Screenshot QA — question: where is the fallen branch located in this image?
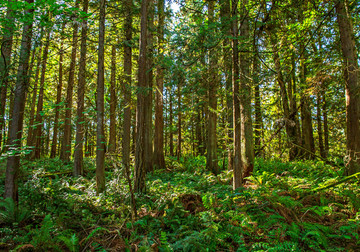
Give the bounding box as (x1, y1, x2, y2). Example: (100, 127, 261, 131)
(312, 172, 360, 192)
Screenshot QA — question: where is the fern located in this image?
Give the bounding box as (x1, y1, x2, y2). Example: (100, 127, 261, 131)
(0, 198, 30, 225)
(58, 233, 79, 252)
(159, 231, 172, 252)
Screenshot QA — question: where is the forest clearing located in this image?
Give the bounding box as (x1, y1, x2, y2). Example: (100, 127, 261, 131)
(0, 0, 360, 250)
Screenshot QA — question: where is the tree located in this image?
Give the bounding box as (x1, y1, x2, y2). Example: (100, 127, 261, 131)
(74, 0, 89, 176)
(4, 0, 34, 200)
(108, 43, 117, 153)
(50, 24, 65, 158)
(135, 0, 151, 193)
(239, 0, 254, 178)
(0, 0, 16, 149)
(96, 0, 106, 193)
(60, 3, 79, 162)
(206, 0, 219, 175)
(31, 30, 51, 159)
(232, 0, 242, 189)
(122, 0, 133, 172)
(153, 0, 166, 169)
(336, 0, 360, 175)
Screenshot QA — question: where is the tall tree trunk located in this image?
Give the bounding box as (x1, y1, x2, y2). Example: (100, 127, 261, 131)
(317, 90, 325, 158)
(232, 0, 242, 189)
(4, 0, 34, 201)
(239, 0, 254, 178)
(32, 31, 50, 159)
(169, 88, 174, 156)
(60, 3, 79, 162)
(269, 33, 298, 161)
(322, 90, 329, 157)
(220, 0, 233, 170)
(108, 44, 117, 153)
(0, 0, 15, 149)
(145, 1, 154, 172)
(122, 0, 133, 171)
(96, 0, 106, 193)
(206, 0, 219, 175)
(135, 0, 150, 193)
(74, 0, 88, 176)
(50, 26, 64, 158)
(336, 0, 360, 175)
(253, 44, 263, 157)
(177, 81, 182, 160)
(153, 0, 165, 169)
(300, 46, 315, 159)
(26, 42, 43, 149)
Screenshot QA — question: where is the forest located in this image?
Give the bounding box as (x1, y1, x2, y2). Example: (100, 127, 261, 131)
(0, 0, 360, 250)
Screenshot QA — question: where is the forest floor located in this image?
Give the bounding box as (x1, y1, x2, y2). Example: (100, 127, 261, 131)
(0, 156, 359, 251)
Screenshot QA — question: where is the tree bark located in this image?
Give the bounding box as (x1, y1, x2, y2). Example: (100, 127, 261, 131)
(153, 0, 165, 169)
(50, 25, 65, 158)
(26, 45, 42, 150)
(4, 0, 34, 201)
(269, 33, 299, 161)
(232, 0, 242, 189)
(206, 0, 219, 175)
(108, 44, 117, 153)
(253, 45, 263, 157)
(336, 0, 360, 175)
(0, 0, 15, 149)
(169, 88, 174, 156)
(177, 81, 182, 160)
(322, 90, 329, 157)
(145, 1, 154, 172)
(60, 2, 79, 162)
(317, 91, 325, 158)
(74, 0, 88, 176)
(96, 0, 106, 193)
(220, 0, 233, 170)
(32, 31, 50, 159)
(135, 0, 150, 193)
(239, 0, 254, 178)
(299, 38, 315, 159)
(122, 0, 133, 172)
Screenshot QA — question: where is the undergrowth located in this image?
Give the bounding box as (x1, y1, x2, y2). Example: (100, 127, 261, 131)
(0, 157, 359, 251)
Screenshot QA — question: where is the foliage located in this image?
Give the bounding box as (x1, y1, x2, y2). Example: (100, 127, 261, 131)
(0, 157, 359, 250)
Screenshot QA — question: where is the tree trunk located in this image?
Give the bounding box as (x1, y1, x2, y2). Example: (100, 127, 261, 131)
(239, 0, 254, 178)
(145, 1, 154, 172)
(60, 3, 79, 162)
(232, 0, 242, 189)
(206, 0, 219, 175)
(153, 0, 165, 169)
(269, 33, 298, 161)
(220, 0, 233, 170)
(96, 0, 106, 193)
(169, 88, 174, 156)
(32, 31, 50, 159)
(135, 0, 151, 193)
(177, 81, 182, 160)
(108, 44, 117, 153)
(317, 91, 325, 158)
(253, 44, 263, 157)
(26, 44, 42, 149)
(322, 90, 329, 157)
(74, 0, 88, 176)
(50, 26, 64, 158)
(300, 42, 315, 159)
(4, 0, 34, 201)
(0, 0, 15, 149)
(122, 0, 133, 171)
(336, 0, 360, 175)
